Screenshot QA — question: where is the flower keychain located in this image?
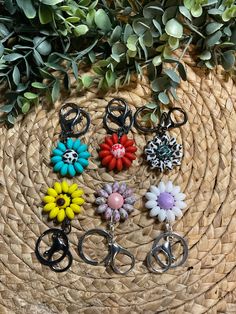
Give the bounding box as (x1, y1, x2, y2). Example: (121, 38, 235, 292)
(35, 181, 85, 272)
(145, 181, 188, 273)
(78, 182, 136, 275)
(99, 98, 137, 171)
(134, 107, 187, 171)
(51, 103, 91, 177)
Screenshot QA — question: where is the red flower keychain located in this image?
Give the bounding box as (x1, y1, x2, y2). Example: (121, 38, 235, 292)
(99, 98, 137, 171)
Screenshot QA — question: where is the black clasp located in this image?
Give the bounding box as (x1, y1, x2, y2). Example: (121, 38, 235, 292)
(134, 107, 187, 134)
(35, 220, 73, 272)
(59, 103, 90, 140)
(103, 98, 134, 137)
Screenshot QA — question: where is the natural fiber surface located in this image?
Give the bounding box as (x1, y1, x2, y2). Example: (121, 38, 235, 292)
(0, 55, 236, 314)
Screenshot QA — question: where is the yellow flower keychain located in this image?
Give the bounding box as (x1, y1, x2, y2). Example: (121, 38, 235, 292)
(35, 181, 85, 272)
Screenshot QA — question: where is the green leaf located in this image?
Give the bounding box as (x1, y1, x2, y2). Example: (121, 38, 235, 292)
(151, 112, 158, 123)
(168, 36, 179, 50)
(198, 50, 211, 60)
(206, 30, 222, 47)
(24, 92, 38, 100)
(74, 25, 89, 37)
(72, 60, 79, 79)
(143, 31, 153, 47)
(32, 82, 47, 89)
(4, 53, 23, 62)
(143, 2, 163, 19)
(151, 76, 170, 92)
(133, 18, 150, 36)
(34, 37, 52, 56)
(145, 103, 158, 109)
(112, 42, 126, 56)
(94, 9, 112, 32)
(221, 50, 235, 71)
(0, 23, 10, 37)
(127, 35, 138, 51)
(66, 17, 80, 23)
(40, 0, 63, 5)
(105, 70, 116, 87)
(51, 79, 60, 102)
(13, 65, 20, 85)
(0, 43, 4, 57)
(109, 26, 122, 44)
(39, 5, 53, 24)
(165, 18, 183, 39)
(177, 63, 187, 81)
(179, 6, 192, 20)
(152, 19, 162, 35)
(206, 22, 223, 35)
(81, 75, 93, 88)
(163, 69, 181, 83)
(158, 92, 169, 104)
(0, 104, 14, 113)
(7, 114, 15, 125)
(22, 101, 30, 113)
(191, 4, 202, 17)
(16, 0, 36, 19)
(123, 24, 133, 42)
(152, 55, 162, 66)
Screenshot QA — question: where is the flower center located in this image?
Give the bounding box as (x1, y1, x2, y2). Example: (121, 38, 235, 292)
(111, 144, 125, 158)
(107, 192, 124, 210)
(155, 144, 172, 160)
(62, 149, 78, 164)
(158, 192, 174, 210)
(56, 198, 65, 207)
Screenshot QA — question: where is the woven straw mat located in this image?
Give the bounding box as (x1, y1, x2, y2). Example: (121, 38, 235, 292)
(0, 55, 236, 314)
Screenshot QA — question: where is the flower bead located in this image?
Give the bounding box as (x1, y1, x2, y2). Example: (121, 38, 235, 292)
(99, 133, 137, 171)
(43, 181, 85, 222)
(95, 182, 136, 222)
(51, 138, 90, 177)
(145, 134, 183, 171)
(145, 181, 186, 223)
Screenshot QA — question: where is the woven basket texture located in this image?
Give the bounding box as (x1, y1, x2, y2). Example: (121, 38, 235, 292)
(0, 54, 236, 314)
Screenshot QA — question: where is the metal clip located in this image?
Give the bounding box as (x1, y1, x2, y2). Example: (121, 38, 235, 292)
(146, 231, 188, 274)
(78, 228, 135, 275)
(59, 103, 90, 140)
(103, 98, 134, 137)
(35, 220, 73, 272)
(134, 107, 187, 135)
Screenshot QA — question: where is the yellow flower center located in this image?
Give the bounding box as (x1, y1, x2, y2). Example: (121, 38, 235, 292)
(55, 194, 70, 209)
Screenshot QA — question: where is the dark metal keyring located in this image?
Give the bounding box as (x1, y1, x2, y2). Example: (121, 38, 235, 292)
(103, 98, 134, 136)
(134, 107, 187, 134)
(78, 228, 135, 275)
(50, 251, 73, 273)
(59, 103, 90, 139)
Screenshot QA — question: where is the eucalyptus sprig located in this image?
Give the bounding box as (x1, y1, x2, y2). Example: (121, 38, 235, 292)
(0, 0, 235, 125)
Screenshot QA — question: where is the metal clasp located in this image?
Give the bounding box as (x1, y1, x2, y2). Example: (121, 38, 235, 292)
(134, 107, 187, 135)
(59, 103, 90, 140)
(78, 228, 135, 275)
(103, 98, 134, 137)
(35, 219, 73, 272)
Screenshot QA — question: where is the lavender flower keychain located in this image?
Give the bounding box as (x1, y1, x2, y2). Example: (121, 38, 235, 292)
(134, 107, 187, 171)
(145, 181, 188, 273)
(78, 182, 136, 275)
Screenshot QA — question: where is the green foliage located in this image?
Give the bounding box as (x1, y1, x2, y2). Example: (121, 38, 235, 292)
(0, 0, 235, 125)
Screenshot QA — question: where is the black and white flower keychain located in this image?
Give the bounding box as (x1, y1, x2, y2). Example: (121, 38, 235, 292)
(134, 107, 187, 171)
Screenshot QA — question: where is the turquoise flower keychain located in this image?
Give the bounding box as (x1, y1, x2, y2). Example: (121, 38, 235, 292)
(51, 103, 91, 177)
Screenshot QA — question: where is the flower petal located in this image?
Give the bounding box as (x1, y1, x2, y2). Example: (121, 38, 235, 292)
(53, 161, 64, 172)
(60, 164, 68, 176)
(172, 206, 183, 218)
(66, 207, 75, 219)
(103, 184, 113, 194)
(68, 183, 78, 194)
(158, 210, 166, 222)
(101, 155, 113, 166)
(150, 206, 160, 217)
(43, 196, 55, 203)
(145, 192, 157, 201)
(166, 210, 176, 223)
(73, 139, 81, 151)
(51, 155, 63, 164)
(172, 185, 181, 195)
(49, 207, 59, 219)
(175, 201, 186, 209)
(78, 158, 89, 167)
(47, 188, 58, 197)
(43, 202, 56, 212)
(57, 209, 66, 222)
(72, 197, 85, 205)
(61, 181, 69, 193)
(165, 181, 173, 192)
(78, 151, 91, 159)
(97, 204, 108, 213)
(66, 138, 74, 149)
(145, 200, 157, 209)
(77, 144, 88, 154)
(71, 189, 84, 198)
(174, 193, 186, 201)
(68, 164, 76, 177)
(57, 142, 67, 152)
(52, 149, 64, 156)
(74, 162, 84, 174)
(158, 181, 166, 192)
(70, 203, 81, 213)
(54, 182, 62, 194)
(150, 186, 160, 196)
